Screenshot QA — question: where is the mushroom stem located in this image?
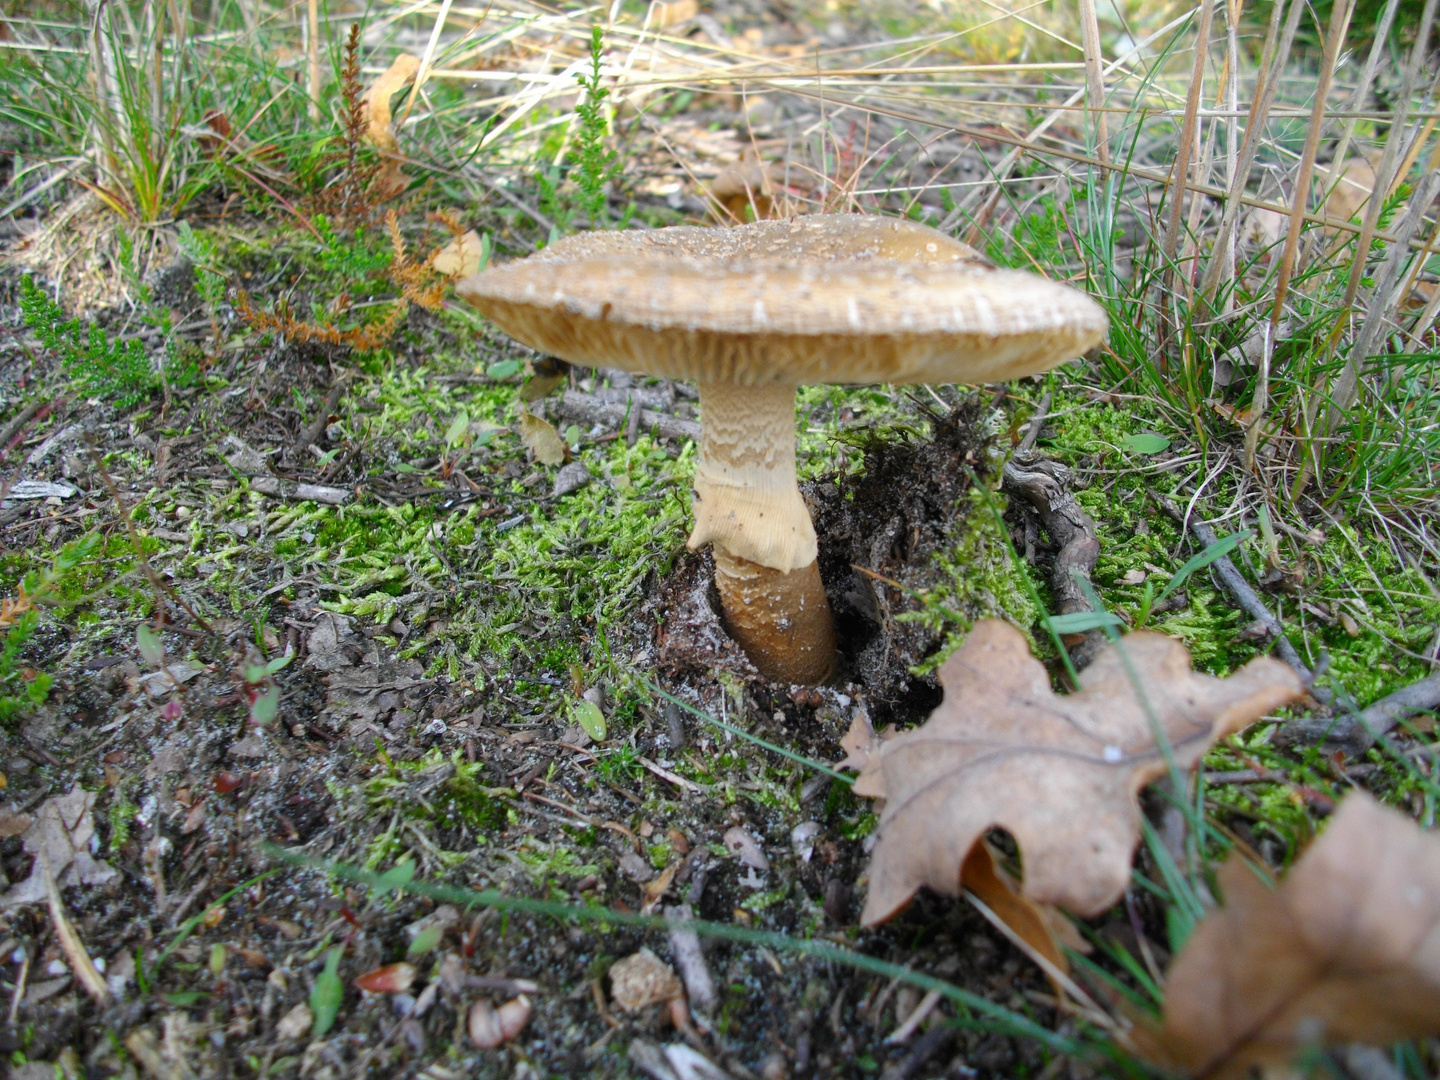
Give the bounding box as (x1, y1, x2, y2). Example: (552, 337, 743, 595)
(713, 549, 837, 686)
(689, 382, 837, 684)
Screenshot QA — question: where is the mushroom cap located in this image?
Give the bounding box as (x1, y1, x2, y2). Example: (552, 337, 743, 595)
(458, 214, 1107, 387)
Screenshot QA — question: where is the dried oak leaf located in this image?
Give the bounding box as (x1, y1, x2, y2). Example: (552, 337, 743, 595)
(363, 52, 420, 199)
(856, 620, 1302, 923)
(518, 410, 566, 466)
(1, 786, 118, 907)
(1141, 791, 1440, 1079)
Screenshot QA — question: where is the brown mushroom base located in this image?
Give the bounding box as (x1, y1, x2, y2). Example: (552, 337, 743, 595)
(713, 548, 837, 685)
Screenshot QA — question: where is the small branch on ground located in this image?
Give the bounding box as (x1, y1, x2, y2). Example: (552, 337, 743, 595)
(879, 1023, 955, 1080)
(1003, 448, 1104, 669)
(0, 399, 50, 460)
(555, 389, 701, 444)
(1277, 670, 1440, 756)
(296, 376, 349, 451)
(1149, 489, 1324, 699)
(1017, 390, 1050, 454)
(43, 854, 109, 1004)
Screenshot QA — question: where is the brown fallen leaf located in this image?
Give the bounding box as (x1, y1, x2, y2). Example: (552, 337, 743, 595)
(355, 962, 416, 994)
(1317, 156, 1376, 227)
(704, 147, 778, 223)
(363, 53, 420, 153)
(648, 0, 698, 28)
(2, 786, 118, 907)
(518, 410, 565, 466)
(1140, 792, 1440, 1079)
(610, 948, 683, 1011)
(961, 841, 1068, 979)
(856, 620, 1303, 923)
(432, 229, 485, 279)
(640, 861, 680, 915)
(363, 52, 420, 200)
(835, 707, 891, 774)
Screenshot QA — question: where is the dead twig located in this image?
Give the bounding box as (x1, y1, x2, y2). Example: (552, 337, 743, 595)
(879, 1022, 954, 1080)
(555, 390, 701, 444)
(296, 376, 349, 450)
(1003, 450, 1103, 668)
(7, 951, 28, 1024)
(0, 400, 50, 460)
(1278, 670, 1440, 755)
(1149, 489, 1321, 697)
(42, 853, 109, 1004)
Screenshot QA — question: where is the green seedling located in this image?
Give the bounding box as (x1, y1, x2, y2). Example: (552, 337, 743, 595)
(573, 25, 617, 225)
(1048, 529, 1257, 635)
(310, 947, 345, 1037)
(19, 276, 156, 407)
(241, 651, 292, 726)
(136, 624, 165, 667)
(572, 698, 606, 742)
(407, 925, 444, 959)
(376, 860, 416, 894)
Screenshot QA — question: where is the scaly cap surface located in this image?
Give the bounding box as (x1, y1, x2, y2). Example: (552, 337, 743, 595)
(457, 215, 1107, 387)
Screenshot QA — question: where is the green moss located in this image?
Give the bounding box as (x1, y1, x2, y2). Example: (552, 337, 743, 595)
(906, 486, 1044, 676)
(433, 774, 508, 833)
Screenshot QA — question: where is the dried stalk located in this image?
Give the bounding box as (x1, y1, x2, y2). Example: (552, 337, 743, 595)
(1207, 0, 1243, 319)
(1321, 0, 1440, 430)
(1196, 0, 1304, 306)
(398, 0, 456, 131)
(43, 854, 109, 1004)
(939, 8, 1198, 236)
(1245, 0, 1352, 470)
(1078, 0, 1108, 163)
(1160, 0, 1216, 292)
(1326, 0, 1404, 183)
(1348, 168, 1440, 385)
(307, 0, 321, 123)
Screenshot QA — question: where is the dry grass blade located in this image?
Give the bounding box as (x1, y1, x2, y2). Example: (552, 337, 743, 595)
(1321, 0, 1440, 432)
(1077, 0, 1108, 163)
(42, 852, 109, 1004)
(1160, 0, 1215, 305)
(1244, 0, 1352, 470)
(1196, 0, 1302, 307)
(307, 0, 322, 123)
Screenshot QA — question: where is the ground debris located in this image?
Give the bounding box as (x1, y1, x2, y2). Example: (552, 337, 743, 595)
(610, 948, 684, 1011)
(2, 786, 116, 906)
(1138, 792, 1440, 1077)
(857, 620, 1303, 921)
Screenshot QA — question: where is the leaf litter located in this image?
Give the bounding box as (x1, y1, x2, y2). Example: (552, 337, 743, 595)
(853, 620, 1304, 922)
(1139, 791, 1440, 1077)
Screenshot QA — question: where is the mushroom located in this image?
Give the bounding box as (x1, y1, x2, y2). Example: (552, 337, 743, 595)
(457, 214, 1106, 685)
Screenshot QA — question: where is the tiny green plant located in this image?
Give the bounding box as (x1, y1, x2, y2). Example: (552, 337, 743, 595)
(572, 26, 617, 227)
(0, 533, 101, 727)
(310, 946, 345, 1036)
(19, 276, 156, 408)
(240, 649, 293, 726)
(1038, 530, 1255, 635)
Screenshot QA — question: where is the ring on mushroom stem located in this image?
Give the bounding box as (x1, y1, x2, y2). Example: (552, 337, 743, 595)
(457, 214, 1107, 687)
